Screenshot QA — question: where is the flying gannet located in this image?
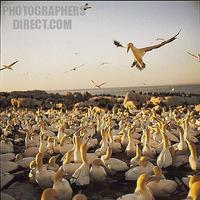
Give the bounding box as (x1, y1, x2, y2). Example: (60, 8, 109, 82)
(98, 62, 109, 67)
(113, 30, 181, 71)
(91, 80, 107, 89)
(82, 3, 92, 11)
(64, 64, 84, 73)
(187, 52, 200, 62)
(0, 60, 19, 71)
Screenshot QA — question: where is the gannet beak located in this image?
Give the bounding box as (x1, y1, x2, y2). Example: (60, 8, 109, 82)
(127, 45, 130, 53)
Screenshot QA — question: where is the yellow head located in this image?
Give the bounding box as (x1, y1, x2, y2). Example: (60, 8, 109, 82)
(127, 43, 134, 53)
(35, 152, 44, 169)
(41, 188, 58, 200)
(63, 149, 74, 165)
(92, 159, 104, 167)
(72, 194, 88, 200)
(136, 173, 150, 192)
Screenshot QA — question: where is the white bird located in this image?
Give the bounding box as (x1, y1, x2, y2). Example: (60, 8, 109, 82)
(64, 64, 84, 73)
(0, 60, 19, 71)
(89, 159, 107, 182)
(114, 30, 181, 70)
(117, 173, 156, 200)
(70, 143, 90, 186)
(101, 146, 129, 172)
(98, 62, 109, 67)
(91, 80, 107, 89)
(187, 52, 200, 62)
(147, 166, 178, 198)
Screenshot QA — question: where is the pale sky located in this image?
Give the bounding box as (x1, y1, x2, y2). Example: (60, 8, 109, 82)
(1, 1, 200, 92)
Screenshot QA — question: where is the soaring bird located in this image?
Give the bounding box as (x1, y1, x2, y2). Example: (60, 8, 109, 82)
(91, 80, 107, 89)
(187, 52, 200, 62)
(113, 30, 181, 71)
(98, 62, 109, 67)
(82, 3, 92, 11)
(64, 64, 84, 73)
(0, 60, 19, 71)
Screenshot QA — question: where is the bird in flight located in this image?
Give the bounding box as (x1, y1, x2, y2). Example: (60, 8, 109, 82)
(64, 64, 84, 73)
(0, 60, 19, 71)
(187, 52, 200, 62)
(98, 62, 109, 67)
(91, 80, 107, 89)
(113, 30, 181, 71)
(82, 3, 92, 11)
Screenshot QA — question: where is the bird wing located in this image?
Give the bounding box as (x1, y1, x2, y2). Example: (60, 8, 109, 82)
(140, 30, 181, 53)
(64, 69, 73, 73)
(8, 60, 19, 67)
(98, 82, 107, 87)
(113, 40, 126, 48)
(91, 80, 96, 84)
(187, 52, 198, 58)
(0, 67, 6, 71)
(75, 64, 84, 69)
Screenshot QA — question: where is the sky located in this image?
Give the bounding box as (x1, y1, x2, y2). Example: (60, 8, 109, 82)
(1, 1, 200, 92)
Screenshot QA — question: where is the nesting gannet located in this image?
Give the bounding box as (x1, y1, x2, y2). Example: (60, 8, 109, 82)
(117, 173, 156, 200)
(187, 140, 200, 171)
(70, 143, 90, 186)
(64, 64, 84, 73)
(53, 166, 73, 200)
(146, 166, 178, 197)
(0, 60, 19, 71)
(62, 149, 81, 176)
(91, 80, 107, 89)
(101, 146, 128, 172)
(187, 52, 200, 62)
(47, 155, 59, 171)
(113, 30, 181, 70)
(125, 156, 154, 181)
(35, 152, 55, 189)
(130, 144, 142, 168)
(89, 159, 107, 182)
(156, 134, 173, 168)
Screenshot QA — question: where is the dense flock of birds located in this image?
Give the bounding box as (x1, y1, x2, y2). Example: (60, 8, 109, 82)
(0, 105, 200, 200)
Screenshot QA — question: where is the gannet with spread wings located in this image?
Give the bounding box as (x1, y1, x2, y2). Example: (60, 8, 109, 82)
(0, 60, 19, 71)
(91, 80, 107, 89)
(64, 64, 84, 73)
(114, 30, 181, 71)
(187, 52, 200, 62)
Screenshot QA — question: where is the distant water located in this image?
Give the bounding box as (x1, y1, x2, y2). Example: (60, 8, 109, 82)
(48, 84, 200, 97)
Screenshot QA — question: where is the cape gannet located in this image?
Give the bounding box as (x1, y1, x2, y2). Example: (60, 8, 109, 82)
(114, 30, 181, 70)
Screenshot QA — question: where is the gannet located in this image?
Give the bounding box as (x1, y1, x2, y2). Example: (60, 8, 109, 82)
(113, 30, 181, 70)
(82, 3, 92, 11)
(187, 52, 200, 62)
(0, 60, 19, 71)
(91, 80, 107, 89)
(64, 64, 84, 73)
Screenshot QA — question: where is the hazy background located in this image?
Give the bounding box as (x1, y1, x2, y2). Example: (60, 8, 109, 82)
(1, 1, 200, 92)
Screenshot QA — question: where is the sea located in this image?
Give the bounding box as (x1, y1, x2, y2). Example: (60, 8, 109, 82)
(48, 84, 200, 97)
